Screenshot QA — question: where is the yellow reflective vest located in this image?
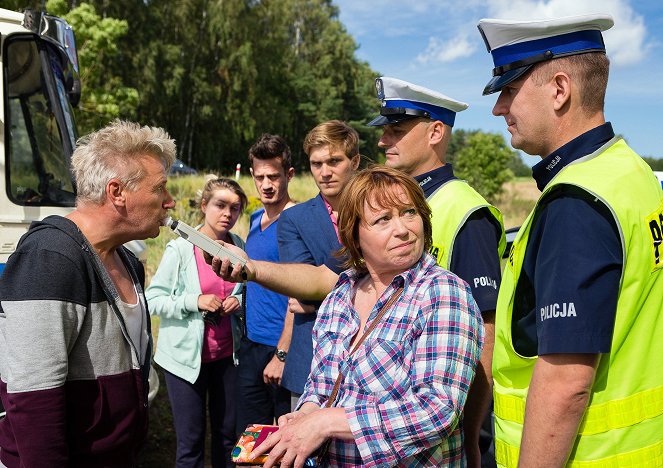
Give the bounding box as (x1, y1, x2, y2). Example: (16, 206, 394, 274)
(427, 179, 505, 268)
(493, 137, 663, 467)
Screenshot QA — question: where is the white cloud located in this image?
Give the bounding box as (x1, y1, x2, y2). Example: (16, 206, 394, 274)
(416, 34, 478, 64)
(333, 0, 653, 68)
(484, 0, 650, 66)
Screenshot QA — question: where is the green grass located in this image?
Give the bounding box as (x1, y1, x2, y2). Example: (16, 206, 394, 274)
(494, 179, 539, 229)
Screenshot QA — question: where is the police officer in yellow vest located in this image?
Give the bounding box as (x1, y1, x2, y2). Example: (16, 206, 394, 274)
(478, 14, 663, 467)
(367, 77, 506, 466)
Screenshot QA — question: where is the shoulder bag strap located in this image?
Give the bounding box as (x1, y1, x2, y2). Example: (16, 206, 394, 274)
(323, 286, 404, 409)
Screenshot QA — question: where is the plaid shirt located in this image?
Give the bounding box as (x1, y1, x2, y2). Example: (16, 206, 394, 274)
(299, 254, 483, 467)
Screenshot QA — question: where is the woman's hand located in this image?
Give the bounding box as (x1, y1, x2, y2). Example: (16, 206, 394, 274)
(276, 403, 318, 427)
(197, 294, 222, 312)
(250, 407, 330, 468)
(222, 296, 240, 315)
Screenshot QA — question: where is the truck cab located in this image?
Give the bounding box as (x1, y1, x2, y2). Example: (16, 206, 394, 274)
(0, 8, 80, 274)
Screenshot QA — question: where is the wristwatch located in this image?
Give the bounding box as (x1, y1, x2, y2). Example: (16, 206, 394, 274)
(275, 349, 288, 362)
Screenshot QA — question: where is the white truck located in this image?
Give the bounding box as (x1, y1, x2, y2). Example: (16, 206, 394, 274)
(0, 8, 81, 274)
(0, 8, 157, 412)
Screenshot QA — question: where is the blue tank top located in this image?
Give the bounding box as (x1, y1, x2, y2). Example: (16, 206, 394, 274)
(245, 209, 288, 346)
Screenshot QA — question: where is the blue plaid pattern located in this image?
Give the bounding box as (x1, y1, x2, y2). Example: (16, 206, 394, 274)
(299, 254, 483, 467)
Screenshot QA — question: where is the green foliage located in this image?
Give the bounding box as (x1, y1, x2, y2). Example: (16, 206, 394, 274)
(55, 0, 380, 172)
(46, 0, 138, 135)
(245, 196, 264, 216)
(17, 1, 380, 171)
(643, 156, 663, 171)
(449, 129, 517, 202)
(506, 151, 531, 177)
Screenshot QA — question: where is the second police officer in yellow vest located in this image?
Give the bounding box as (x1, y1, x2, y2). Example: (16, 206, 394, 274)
(366, 77, 506, 465)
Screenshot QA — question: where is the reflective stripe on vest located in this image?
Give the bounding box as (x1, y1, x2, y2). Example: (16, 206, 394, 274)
(427, 179, 505, 268)
(495, 384, 663, 435)
(496, 436, 663, 468)
(493, 137, 663, 467)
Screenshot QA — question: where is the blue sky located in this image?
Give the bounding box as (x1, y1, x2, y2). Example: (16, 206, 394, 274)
(333, 0, 663, 161)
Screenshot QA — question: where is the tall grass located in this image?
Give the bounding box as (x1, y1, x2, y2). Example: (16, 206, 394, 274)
(495, 179, 540, 228)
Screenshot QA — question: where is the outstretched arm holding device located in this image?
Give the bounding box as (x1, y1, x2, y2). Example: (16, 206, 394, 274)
(210, 248, 338, 300)
(171, 214, 338, 297)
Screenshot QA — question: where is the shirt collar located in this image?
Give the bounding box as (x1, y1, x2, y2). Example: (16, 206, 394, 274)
(320, 193, 340, 241)
(414, 164, 457, 198)
(532, 122, 615, 191)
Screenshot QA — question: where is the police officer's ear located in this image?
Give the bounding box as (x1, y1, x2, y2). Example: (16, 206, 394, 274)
(552, 71, 572, 112)
(428, 120, 447, 146)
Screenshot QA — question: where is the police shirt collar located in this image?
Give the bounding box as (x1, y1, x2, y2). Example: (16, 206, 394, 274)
(532, 122, 615, 191)
(414, 164, 457, 198)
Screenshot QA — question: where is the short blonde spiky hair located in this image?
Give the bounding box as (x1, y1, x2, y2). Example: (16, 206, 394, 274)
(71, 119, 176, 204)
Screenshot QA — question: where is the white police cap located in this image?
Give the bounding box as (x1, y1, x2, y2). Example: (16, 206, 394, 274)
(367, 77, 468, 127)
(478, 14, 614, 95)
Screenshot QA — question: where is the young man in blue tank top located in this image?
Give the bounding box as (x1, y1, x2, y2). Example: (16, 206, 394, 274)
(235, 134, 296, 436)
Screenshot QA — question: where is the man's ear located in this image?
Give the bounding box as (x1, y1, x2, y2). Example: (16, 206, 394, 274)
(552, 72, 572, 111)
(350, 153, 360, 170)
(107, 179, 126, 207)
(287, 167, 295, 181)
(428, 121, 446, 146)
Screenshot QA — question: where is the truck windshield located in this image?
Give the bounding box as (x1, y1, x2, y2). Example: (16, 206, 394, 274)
(4, 35, 77, 206)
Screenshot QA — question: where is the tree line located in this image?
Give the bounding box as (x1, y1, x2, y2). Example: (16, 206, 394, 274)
(7, 0, 541, 201)
(30, 0, 382, 171)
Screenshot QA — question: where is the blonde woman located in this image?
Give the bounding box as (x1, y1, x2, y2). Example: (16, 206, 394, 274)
(147, 178, 247, 467)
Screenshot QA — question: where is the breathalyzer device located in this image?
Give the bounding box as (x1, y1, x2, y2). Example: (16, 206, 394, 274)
(163, 216, 247, 269)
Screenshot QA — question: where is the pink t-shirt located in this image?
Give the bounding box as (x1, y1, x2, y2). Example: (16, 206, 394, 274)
(194, 246, 235, 362)
(322, 195, 341, 242)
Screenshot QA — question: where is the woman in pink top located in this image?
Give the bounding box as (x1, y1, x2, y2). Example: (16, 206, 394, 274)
(147, 178, 247, 467)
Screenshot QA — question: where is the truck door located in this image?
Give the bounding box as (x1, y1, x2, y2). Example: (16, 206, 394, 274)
(1, 13, 80, 272)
